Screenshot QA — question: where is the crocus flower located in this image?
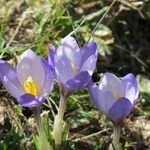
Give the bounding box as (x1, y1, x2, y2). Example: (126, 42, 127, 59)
(88, 72, 139, 124)
(48, 35, 98, 90)
(49, 36, 98, 145)
(0, 49, 53, 107)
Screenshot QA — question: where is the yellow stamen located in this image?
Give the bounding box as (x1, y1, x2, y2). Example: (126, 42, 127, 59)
(23, 76, 38, 96)
(113, 92, 122, 100)
(70, 62, 77, 73)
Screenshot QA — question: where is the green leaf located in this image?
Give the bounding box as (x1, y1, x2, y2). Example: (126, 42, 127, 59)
(0, 141, 7, 150)
(62, 123, 69, 143)
(67, 95, 79, 110)
(42, 112, 55, 148)
(138, 75, 150, 115)
(0, 128, 27, 150)
(32, 134, 40, 150)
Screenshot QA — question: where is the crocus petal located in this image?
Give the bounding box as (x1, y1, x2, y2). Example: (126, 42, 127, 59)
(88, 81, 99, 101)
(99, 73, 124, 96)
(0, 60, 24, 98)
(41, 58, 53, 95)
(123, 82, 136, 104)
(81, 55, 97, 75)
(43, 74, 53, 95)
(108, 97, 132, 124)
(18, 93, 44, 107)
(65, 71, 91, 90)
(2, 76, 24, 98)
(80, 42, 97, 67)
(55, 56, 74, 83)
(16, 49, 45, 93)
(41, 58, 53, 76)
(48, 44, 56, 71)
(56, 36, 81, 68)
(0, 60, 18, 84)
(88, 81, 116, 115)
(122, 73, 139, 100)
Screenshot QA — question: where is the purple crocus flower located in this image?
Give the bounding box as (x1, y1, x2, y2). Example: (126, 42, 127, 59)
(0, 49, 53, 107)
(48, 35, 98, 90)
(88, 73, 139, 124)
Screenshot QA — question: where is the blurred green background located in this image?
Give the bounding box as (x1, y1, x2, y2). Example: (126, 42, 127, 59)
(0, 0, 150, 149)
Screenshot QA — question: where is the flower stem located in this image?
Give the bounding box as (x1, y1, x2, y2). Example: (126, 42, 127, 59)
(109, 124, 122, 150)
(53, 92, 67, 145)
(32, 107, 52, 150)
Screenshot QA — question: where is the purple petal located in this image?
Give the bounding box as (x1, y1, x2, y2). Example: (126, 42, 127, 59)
(81, 55, 97, 75)
(108, 97, 132, 124)
(55, 56, 75, 83)
(56, 36, 81, 68)
(88, 81, 99, 102)
(16, 49, 45, 94)
(0, 60, 24, 98)
(41, 58, 54, 95)
(2, 76, 24, 99)
(122, 73, 139, 101)
(41, 58, 53, 76)
(80, 42, 97, 67)
(65, 71, 91, 90)
(43, 74, 53, 95)
(123, 82, 136, 104)
(48, 44, 56, 70)
(88, 81, 116, 115)
(18, 93, 44, 107)
(99, 73, 124, 97)
(0, 60, 16, 82)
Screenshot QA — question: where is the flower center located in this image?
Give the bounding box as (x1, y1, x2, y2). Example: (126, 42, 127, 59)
(70, 62, 77, 73)
(23, 76, 38, 96)
(113, 92, 122, 100)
